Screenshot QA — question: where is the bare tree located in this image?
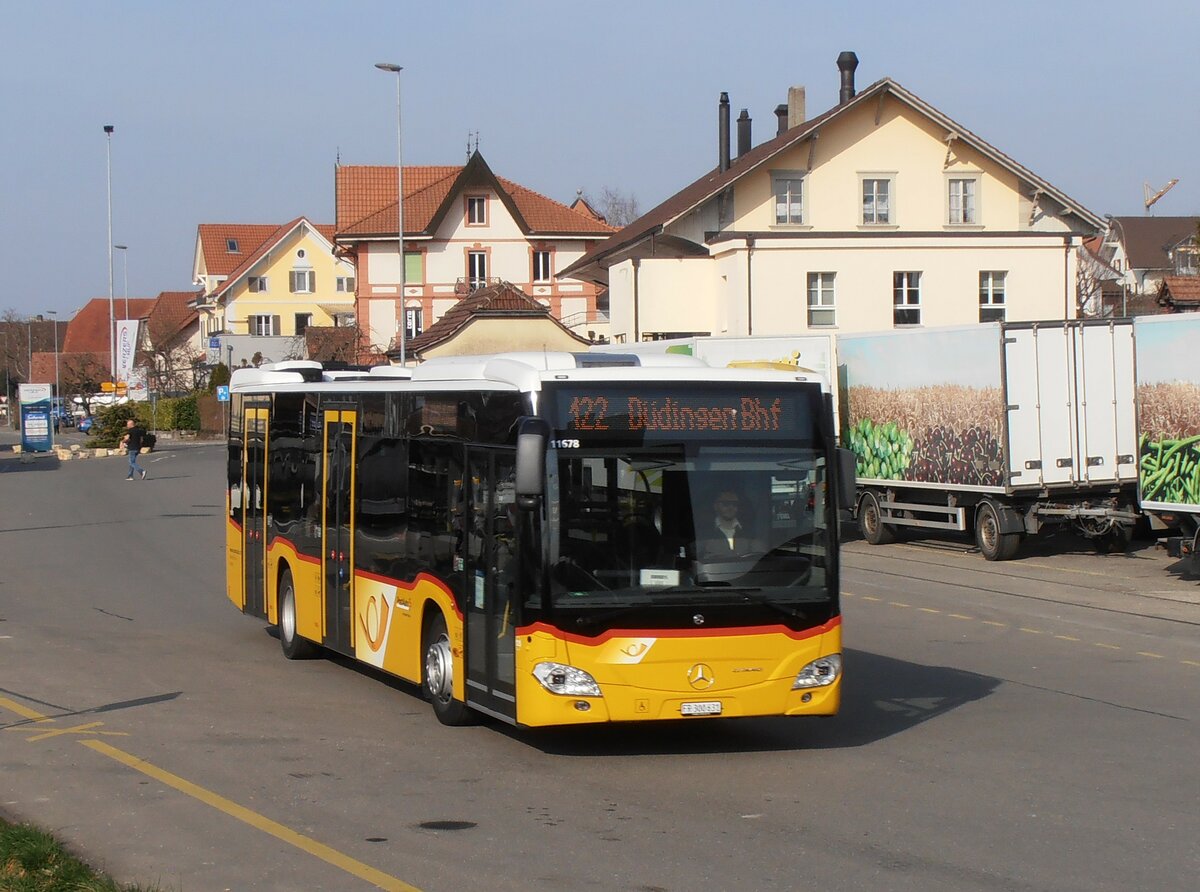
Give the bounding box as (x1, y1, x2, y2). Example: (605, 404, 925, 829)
(582, 187, 641, 228)
(60, 352, 110, 414)
(140, 314, 204, 394)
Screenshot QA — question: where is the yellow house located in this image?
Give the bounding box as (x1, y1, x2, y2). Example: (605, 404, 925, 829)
(192, 218, 358, 345)
(564, 52, 1106, 343)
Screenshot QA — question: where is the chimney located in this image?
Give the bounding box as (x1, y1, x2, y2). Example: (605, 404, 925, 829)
(837, 51, 858, 104)
(736, 109, 751, 158)
(718, 92, 731, 172)
(774, 104, 788, 136)
(788, 86, 806, 128)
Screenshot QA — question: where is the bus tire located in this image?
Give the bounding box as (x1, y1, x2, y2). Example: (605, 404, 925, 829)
(423, 612, 474, 726)
(858, 491, 895, 545)
(975, 502, 1020, 561)
(279, 568, 319, 660)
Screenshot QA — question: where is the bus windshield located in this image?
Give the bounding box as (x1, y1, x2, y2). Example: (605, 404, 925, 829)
(545, 442, 831, 615)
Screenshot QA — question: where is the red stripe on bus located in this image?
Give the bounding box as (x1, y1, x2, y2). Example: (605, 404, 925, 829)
(515, 615, 840, 646)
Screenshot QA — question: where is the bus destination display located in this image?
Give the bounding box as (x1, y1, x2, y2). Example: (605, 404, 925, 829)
(552, 387, 811, 439)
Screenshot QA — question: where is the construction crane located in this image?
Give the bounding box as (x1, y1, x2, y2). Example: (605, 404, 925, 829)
(1144, 178, 1179, 214)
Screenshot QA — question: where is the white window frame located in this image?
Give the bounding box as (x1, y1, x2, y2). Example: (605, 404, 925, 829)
(859, 174, 895, 226)
(979, 271, 1006, 322)
(248, 276, 268, 293)
(226, 238, 239, 252)
(467, 251, 488, 288)
(467, 195, 487, 226)
(336, 275, 356, 292)
(289, 269, 315, 294)
(533, 250, 553, 283)
(771, 171, 806, 226)
(947, 175, 980, 226)
(806, 272, 836, 327)
(250, 314, 275, 337)
(893, 271, 922, 326)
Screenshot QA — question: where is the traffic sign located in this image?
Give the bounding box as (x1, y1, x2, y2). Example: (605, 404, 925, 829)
(209, 337, 221, 349)
(217, 385, 230, 402)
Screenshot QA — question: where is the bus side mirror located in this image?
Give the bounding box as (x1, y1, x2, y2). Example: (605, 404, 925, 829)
(836, 447, 857, 509)
(516, 417, 549, 510)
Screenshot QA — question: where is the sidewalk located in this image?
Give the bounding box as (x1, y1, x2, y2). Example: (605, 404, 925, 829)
(0, 426, 221, 464)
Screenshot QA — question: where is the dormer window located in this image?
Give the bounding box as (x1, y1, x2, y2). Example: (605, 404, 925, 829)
(226, 238, 239, 252)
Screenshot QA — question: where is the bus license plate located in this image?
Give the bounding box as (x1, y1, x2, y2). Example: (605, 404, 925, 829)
(681, 701, 722, 716)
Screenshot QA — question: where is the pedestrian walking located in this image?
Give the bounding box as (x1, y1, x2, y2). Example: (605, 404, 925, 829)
(121, 418, 147, 480)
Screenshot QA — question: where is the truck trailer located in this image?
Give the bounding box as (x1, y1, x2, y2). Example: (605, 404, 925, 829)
(1134, 314, 1200, 572)
(839, 320, 1140, 560)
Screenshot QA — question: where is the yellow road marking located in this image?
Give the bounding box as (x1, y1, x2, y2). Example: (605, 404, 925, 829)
(1095, 643, 1121, 650)
(81, 740, 421, 892)
(889, 601, 910, 608)
(982, 620, 1007, 627)
(862, 596, 881, 602)
(15, 721, 128, 743)
(1183, 660, 1200, 668)
(0, 700, 418, 891)
(1019, 628, 1044, 635)
(1054, 635, 1080, 642)
(948, 614, 973, 620)
(918, 607, 941, 614)
(1137, 652, 1164, 659)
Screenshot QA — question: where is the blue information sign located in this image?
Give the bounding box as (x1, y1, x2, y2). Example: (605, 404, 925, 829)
(20, 401, 54, 453)
(216, 385, 230, 402)
(209, 337, 221, 349)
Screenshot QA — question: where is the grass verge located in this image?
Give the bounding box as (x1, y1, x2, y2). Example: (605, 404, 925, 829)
(0, 818, 159, 891)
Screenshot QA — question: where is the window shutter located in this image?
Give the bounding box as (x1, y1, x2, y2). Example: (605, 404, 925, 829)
(289, 271, 297, 293)
(307, 271, 315, 292)
(271, 315, 281, 336)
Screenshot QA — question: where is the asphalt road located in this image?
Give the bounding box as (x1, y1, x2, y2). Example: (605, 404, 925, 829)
(1, 444, 1197, 891)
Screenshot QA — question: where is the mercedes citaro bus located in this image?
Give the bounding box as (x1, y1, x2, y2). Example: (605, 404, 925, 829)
(226, 352, 854, 727)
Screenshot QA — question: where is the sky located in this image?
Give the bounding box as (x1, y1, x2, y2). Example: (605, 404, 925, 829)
(2, 0, 1197, 320)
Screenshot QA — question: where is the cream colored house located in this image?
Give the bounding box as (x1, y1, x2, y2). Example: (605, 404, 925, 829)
(564, 53, 1105, 343)
(335, 152, 614, 356)
(192, 218, 358, 343)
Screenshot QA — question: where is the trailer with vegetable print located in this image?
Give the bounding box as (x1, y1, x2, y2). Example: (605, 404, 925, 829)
(1134, 314, 1200, 571)
(840, 321, 1140, 560)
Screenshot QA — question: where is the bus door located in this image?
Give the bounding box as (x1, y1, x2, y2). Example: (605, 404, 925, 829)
(242, 406, 269, 617)
(463, 448, 518, 720)
(322, 407, 357, 653)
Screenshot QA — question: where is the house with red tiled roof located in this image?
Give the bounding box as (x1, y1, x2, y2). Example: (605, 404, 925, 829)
(335, 151, 615, 358)
(191, 219, 357, 360)
(399, 281, 589, 362)
(563, 52, 1106, 342)
(140, 290, 203, 391)
(1158, 276, 1200, 313)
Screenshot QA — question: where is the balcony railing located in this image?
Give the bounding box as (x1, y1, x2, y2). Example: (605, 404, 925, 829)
(454, 276, 502, 294)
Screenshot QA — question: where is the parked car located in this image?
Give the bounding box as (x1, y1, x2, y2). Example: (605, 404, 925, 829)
(78, 415, 95, 434)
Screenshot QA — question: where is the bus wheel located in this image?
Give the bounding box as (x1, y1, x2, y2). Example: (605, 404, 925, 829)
(279, 568, 318, 660)
(975, 502, 1020, 561)
(423, 613, 474, 726)
(858, 491, 895, 545)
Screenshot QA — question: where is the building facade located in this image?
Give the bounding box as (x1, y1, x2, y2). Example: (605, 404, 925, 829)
(335, 152, 614, 357)
(565, 53, 1105, 343)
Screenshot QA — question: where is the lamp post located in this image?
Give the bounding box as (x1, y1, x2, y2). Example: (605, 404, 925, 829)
(114, 244, 129, 320)
(375, 62, 406, 364)
(104, 124, 116, 381)
(47, 311, 59, 406)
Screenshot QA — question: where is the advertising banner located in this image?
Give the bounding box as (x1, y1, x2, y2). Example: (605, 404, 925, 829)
(128, 367, 150, 402)
(116, 319, 139, 384)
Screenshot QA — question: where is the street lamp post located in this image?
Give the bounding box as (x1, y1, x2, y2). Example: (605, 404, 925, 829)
(104, 124, 116, 381)
(114, 244, 129, 320)
(48, 311, 59, 405)
(375, 62, 406, 365)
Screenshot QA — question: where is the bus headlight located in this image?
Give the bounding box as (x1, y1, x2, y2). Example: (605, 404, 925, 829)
(532, 662, 601, 697)
(792, 654, 841, 689)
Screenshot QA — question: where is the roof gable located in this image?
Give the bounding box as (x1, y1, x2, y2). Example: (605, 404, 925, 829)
(212, 217, 337, 300)
(564, 77, 1103, 281)
(336, 154, 615, 240)
(62, 297, 159, 355)
(1110, 217, 1200, 270)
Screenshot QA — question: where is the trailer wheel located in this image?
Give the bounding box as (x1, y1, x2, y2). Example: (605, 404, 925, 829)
(975, 502, 1020, 561)
(858, 491, 895, 545)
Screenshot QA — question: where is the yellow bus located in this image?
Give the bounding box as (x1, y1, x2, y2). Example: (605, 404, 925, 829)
(226, 352, 853, 727)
